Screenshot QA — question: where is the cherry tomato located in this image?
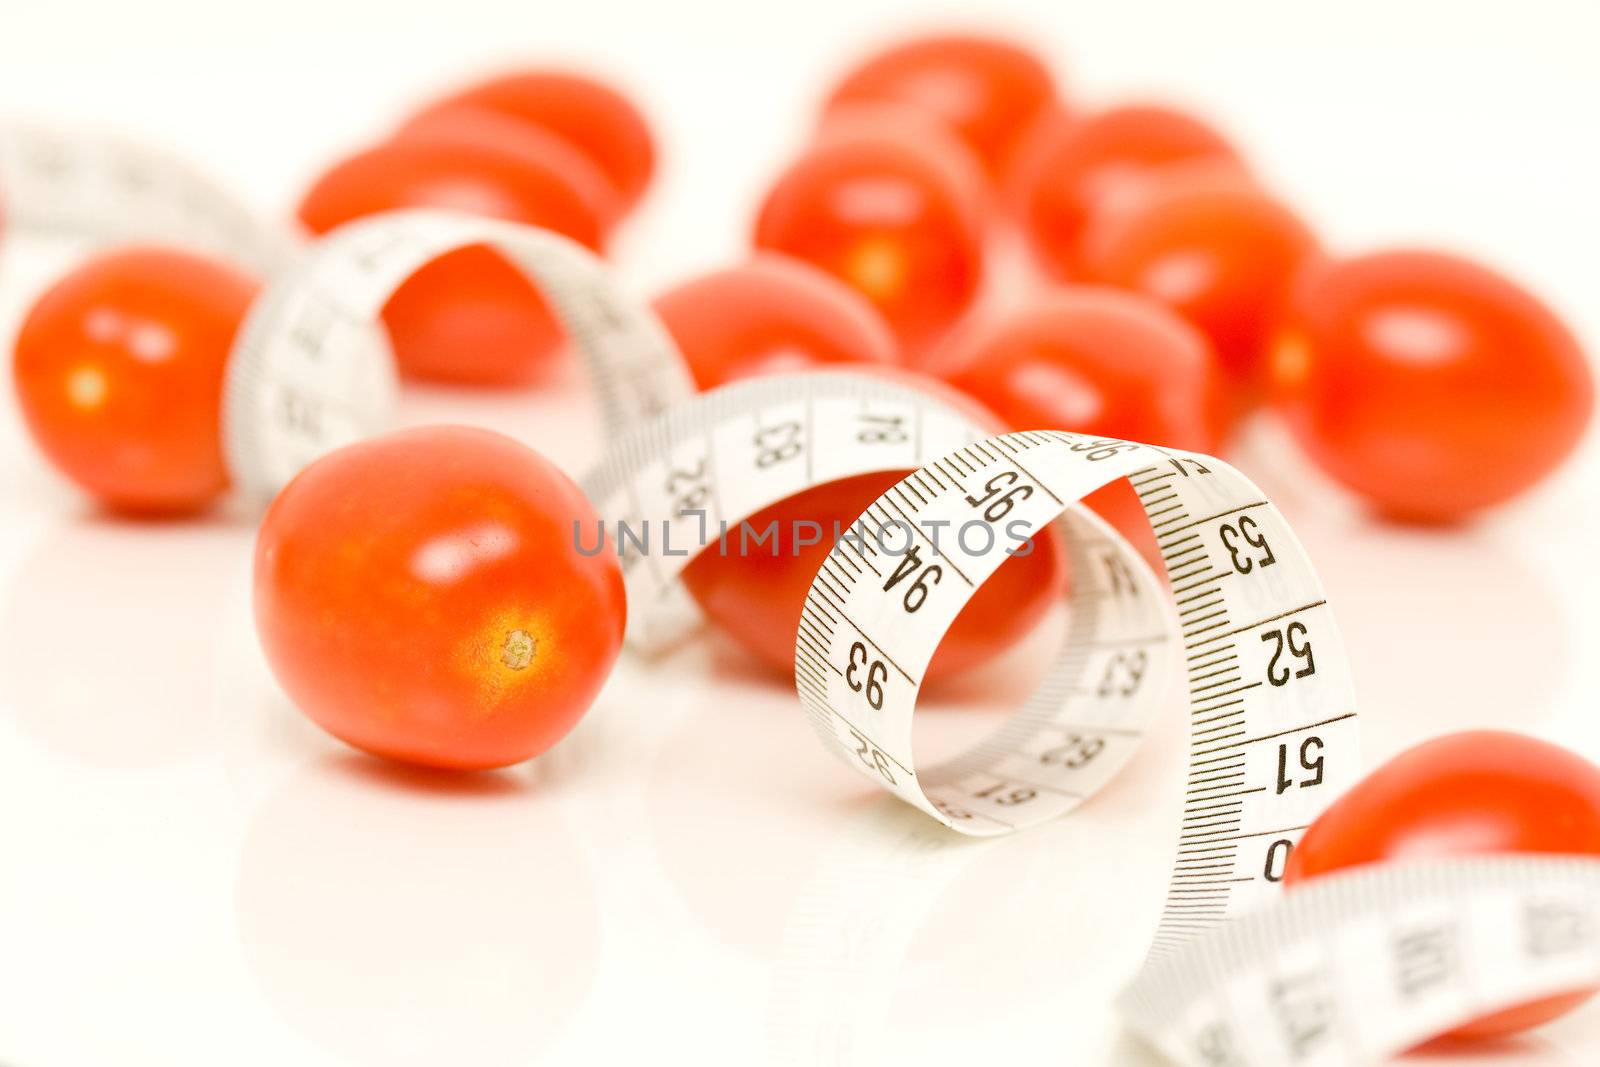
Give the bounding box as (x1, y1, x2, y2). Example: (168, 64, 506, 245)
(1081, 174, 1319, 405)
(392, 106, 624, 228)
(399, 69, 656, 215)
(11, 245, 259, 515)
(1285, 731, 1600, 1040)
(930, 287, 1224, 568)
(681, 368, 1068, 682)
(933, 287, 1225, 452)
(652, 255, 901, 390)
(1016, 104, 1245, 280)
(254, 425, 625, 770)
(753, 117, 986, 360)
(297, 131, 607, 387)
(1271, 250, 1593, 522)
(822, 34, 1058, 185)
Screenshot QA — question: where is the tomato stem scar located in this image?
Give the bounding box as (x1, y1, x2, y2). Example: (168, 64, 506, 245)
(502, 629, 537, 670)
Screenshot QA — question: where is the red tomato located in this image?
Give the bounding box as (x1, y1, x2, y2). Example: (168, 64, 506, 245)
(681, 368, 1068, 683)
(822, 33, 1058, 185)
(1016, 104, 1245, 280)
(1285, 731, 1600, 1040)
(931, 287, 1225, 567)
(652, 255, 901, 390)
(11, 245, 259, 515)
(399, 69, 656, 215)
(932, 287, 1225, 452)
(392, 107, 624, 228)
(254, 425, 625, 771)
(1080, 174, 1319, 405)
(754, 119, 986, 360)
(297, 131, 607, 387)
(1271, 250, 1594, 522)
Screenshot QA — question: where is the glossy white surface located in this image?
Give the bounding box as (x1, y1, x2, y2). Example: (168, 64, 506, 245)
(2, 1, 1599, 1063)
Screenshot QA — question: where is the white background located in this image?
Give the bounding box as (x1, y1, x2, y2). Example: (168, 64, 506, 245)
(2, 1, 1600, 1064)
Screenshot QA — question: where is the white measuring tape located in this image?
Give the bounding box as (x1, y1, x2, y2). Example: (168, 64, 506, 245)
(0, 124, 291, 273)
(4, 135, 1596, 1064)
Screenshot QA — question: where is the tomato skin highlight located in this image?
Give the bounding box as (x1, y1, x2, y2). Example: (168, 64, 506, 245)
(297, 132, 607, 387)
(753, 117, 986, 361)
(932, 287, 1226, 454)
(681, 367, 1067, 683)
(930, 287, 1225, 567)
(1285, 730, 1600, 1039)
(1081, 175, 1319, 404)
(11, 245, 259, 515)
(253, 425, 625, 771)
(401, 69, 656, 215)
(823, 33, 1058, 185)
(1016, 104, 1245, 280)
(652, 255, 901, 390)
(1271, 249, 1594, 522)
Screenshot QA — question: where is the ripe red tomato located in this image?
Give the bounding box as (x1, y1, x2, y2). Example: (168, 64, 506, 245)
(753, 117, 986, 360)
(681, 369, 1068, 683)
(254, 425, 625, 771)
(1016, 104, 1245, 280)
(932, 287, 1226, 453)
(1271, 250, 1594, 521)
(1285, 731, 1600, 1040)
(930, 287, 1225, 568)
(652, 255, 901, 390)
(11, 245, 259, 515)
(1080, 174, 1319, 405)
(393, 107, 624, 228)
(297, 130, 608, 387)
(822, 34, 1058, 185)
(399, 69, 656, 216)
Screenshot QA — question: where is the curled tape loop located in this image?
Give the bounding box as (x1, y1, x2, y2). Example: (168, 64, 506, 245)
(219, 208, 694, 501)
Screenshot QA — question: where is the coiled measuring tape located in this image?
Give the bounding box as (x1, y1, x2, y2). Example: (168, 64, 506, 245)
(0, 124, 291, 273)
(4, 137, 1598, 1064)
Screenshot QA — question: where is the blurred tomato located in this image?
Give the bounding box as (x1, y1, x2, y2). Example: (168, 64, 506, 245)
(12, 245, 258, 514)
(297, 131, 607, 386)
(400, 69, 656, 216)
(1081, 174, 1319, 406)
(930, 287, 1225, 567)
(254, 425, 625, 770)
(1272, 249, 1593, 521)
(1016, 104, 1244, 279)
(822, 33, 1058, 185)
(1286, 731, 1600, 1040)
(393, 107, 623, 228)
(681, 367, 1068, 682)
(754, 117, 986, 360)
(932, 287, 1225, 451)
(652, 255, 900, 390)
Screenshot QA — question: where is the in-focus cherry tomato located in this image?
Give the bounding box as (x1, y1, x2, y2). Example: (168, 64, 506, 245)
(297, 131, 607, 387)
(1271, 250, 1593, 522)
(1285, 731, 1600, 1040)
(254, 425, 624, 770)
(930, 287, 1224, 567)
(399, 69, 656, 215)
(822, 33, 1058, 185)
(1016, 104, 1245, 279)
(1081, 174, 1319, 405)
(652, 255, 901, 390)
(11, 245, 259, 515)
(754, 118, 986, 360)
(681, 368, 1067, 682)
